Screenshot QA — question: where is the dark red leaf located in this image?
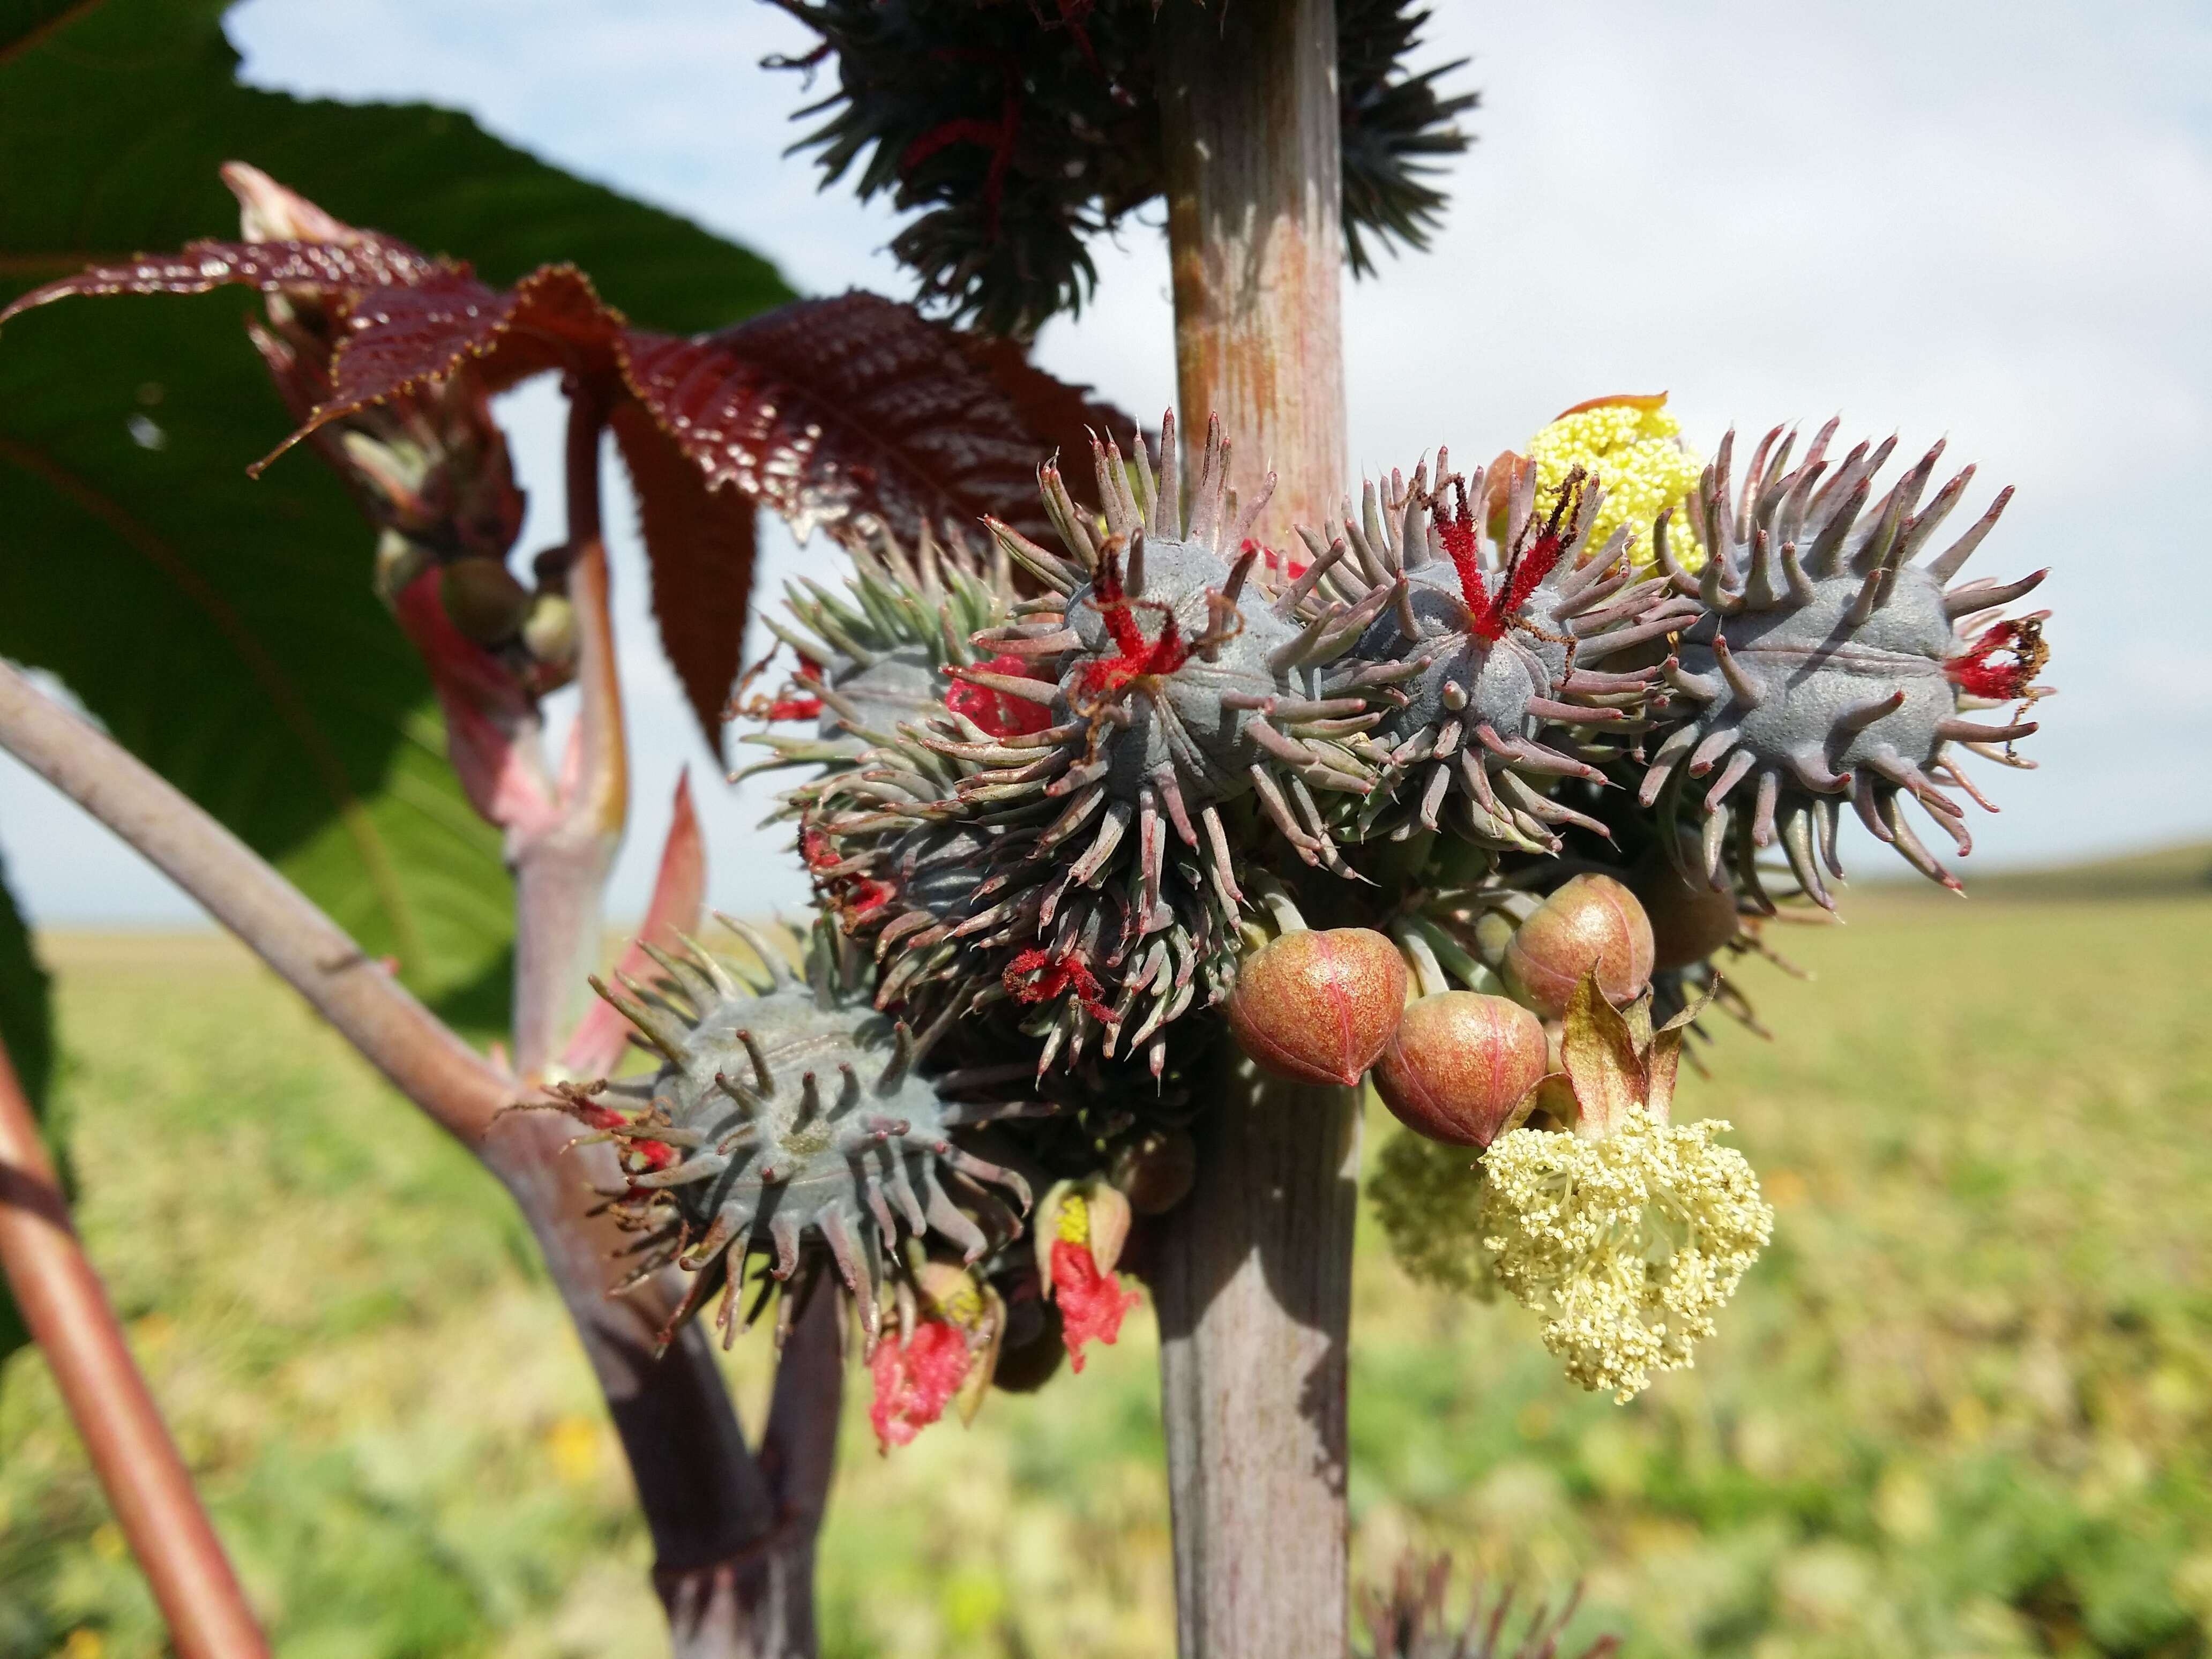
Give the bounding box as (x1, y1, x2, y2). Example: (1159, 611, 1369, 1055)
(610, 400, 758, 761)
(615, 291, 1103, 554)
(0, 237, 440, 320)
(950, 332, 1144, 512)
(254, 264, 625, 474)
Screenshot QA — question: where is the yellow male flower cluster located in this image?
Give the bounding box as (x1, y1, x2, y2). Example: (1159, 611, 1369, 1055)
(1526, 395, 1704, 572)
(1478, 1107, 1773, 1401)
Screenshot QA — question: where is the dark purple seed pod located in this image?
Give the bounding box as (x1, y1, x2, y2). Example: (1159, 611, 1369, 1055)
(1308, 451, 1697, 851)
(1640, 422, 2051, 904)
(1225, 926, 1409, 1088)
(1373, 990, 1549, 1148)
(1109, 1127, 1199, 1217)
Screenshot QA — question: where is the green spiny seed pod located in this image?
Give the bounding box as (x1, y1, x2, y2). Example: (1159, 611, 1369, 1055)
(1504, 873, 1655, 1019)
(439, 554, 530, 645)
(555, 922, 1047, 1354)
(743, 524, 1020, 797)
(819, 413, 1400, 1077)
(1373, 990, 1547, 1148)
(1226, 924, 1408, 1088)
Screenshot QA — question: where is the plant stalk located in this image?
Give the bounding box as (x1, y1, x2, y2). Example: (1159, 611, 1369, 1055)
(0, 661, 829, 1658)
(1153, 2, 1358, 1655)
(0, 1028, 271, 1659)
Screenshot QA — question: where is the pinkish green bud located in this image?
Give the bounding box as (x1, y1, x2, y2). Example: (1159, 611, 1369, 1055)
(439, 555, 530, 645)
(1373, 991, 1549, 1148)
(1110, 1128, 1198, 1216)
(1227, 926, 1409, 1088)
(1630, 840, 1742, 971)
(520, 590, 579, 672)
(1504, 874, 1655, 1019)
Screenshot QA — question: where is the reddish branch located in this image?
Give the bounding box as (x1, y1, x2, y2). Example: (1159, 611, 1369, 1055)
(0, 1032, 270, 1659)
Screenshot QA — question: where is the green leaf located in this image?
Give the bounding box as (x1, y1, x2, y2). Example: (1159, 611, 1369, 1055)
(0, 0, 793, 1012)
(0, 853, 57, 1365)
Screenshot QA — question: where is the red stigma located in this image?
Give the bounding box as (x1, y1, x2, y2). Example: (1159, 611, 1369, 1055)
(1946, 617, 2048, 702)
(1242, 536, 1306, 583)
(868, 1318, 972, 1450)
(1049, 1238, 1141, 1371)
(764, 695, 824, 722)
(1448, 469, 1584, 642)
(945, 652, 1053, 737)
(1004, 947, 1113, 1022)
(1079, 548, 1194, 696)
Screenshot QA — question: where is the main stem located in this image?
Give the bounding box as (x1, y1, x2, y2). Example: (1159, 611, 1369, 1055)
(1153, 5, 1357, 1657)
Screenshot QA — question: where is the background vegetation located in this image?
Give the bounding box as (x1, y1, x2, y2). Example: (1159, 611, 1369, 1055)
(2, 847, 2207, 1659)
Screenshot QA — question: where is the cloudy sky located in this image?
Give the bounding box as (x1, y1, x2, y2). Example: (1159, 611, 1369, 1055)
(5, 0, 2209, 925)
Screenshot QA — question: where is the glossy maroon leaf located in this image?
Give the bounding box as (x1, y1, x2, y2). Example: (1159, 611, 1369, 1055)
(950, 333, 1146, 512)
(255, 264, 624, 474)
(609, 400, 758, 762)
(0, 237, 439, 320)
(615, 291, 1111, 553)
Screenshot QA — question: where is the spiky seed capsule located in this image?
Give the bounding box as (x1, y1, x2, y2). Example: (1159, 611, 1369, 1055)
(438, 554, 530, 644)
(1504, 875, 1655, 1019)
(1630, 838, 1743, 973)
(574, 928, 1033, 1354)
(1373, 991, 1549, 1148)
(1227, 927, 1409, 1088)
(1641, 422, 2049, 902)
(1318, 451, 1694, 850)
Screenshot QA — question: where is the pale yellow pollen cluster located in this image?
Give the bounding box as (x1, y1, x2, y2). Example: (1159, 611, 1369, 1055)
(1054, 1192, 1091, 1246)
(1478, 1107, 1773, 1401)
(1528, 401, 1705, 573)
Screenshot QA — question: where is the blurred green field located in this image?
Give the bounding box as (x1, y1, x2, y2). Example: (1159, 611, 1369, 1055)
(2, 850, 2209, 1658)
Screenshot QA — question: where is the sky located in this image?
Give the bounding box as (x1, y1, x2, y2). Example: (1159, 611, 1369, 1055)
(4, 0, 2210, 925)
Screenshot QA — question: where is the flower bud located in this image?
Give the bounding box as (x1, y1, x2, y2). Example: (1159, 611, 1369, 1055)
(520, 590, 579, 672)
(439, 555, 530, 645)
(1504, 874, 1654, 1019)
(372, 529, 434, 608)
(1110, 1128, 1198, 1216)
(1227, 926, 1409, 1087)
(1630, 840, 1742, 971)
(1373, 991, 1549, 1148)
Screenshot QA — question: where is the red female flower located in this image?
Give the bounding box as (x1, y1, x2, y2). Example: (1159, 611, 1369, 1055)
(945, 651, 1054, 737)
(868, 1318, 973, 1450)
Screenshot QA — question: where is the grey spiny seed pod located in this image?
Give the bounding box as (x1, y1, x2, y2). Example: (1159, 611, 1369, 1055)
(562, 921, 1047, 1355)
(1310, 453, 1698, 851)
(1640, 421, 2050, 905)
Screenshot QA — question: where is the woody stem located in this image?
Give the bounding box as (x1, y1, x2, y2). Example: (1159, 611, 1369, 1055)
(1151, 4, 1359, 1656)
